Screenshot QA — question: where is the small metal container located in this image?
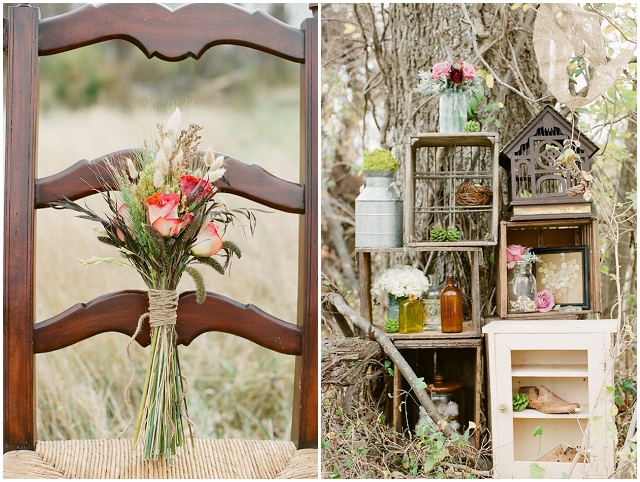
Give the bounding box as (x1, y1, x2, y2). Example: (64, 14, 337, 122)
(355, 170, 403, 248)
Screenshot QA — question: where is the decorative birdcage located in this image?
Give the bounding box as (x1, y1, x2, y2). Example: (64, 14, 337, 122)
(500, 106, 598, 221)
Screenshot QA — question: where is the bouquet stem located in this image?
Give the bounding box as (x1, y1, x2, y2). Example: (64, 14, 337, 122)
(132, 290, 192, 466)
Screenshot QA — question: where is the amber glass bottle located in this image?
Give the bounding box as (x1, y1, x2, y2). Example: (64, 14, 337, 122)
(399, 294, 424, 334)
(440, 276, 463, 333)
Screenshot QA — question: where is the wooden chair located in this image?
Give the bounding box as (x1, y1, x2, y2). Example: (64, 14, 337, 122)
(3, 3, 318, 478)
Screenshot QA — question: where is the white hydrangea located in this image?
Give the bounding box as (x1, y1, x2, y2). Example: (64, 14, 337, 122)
(371, 265, 430, 300)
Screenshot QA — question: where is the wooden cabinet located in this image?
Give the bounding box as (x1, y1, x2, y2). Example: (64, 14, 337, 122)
(483, 320, 616, 478)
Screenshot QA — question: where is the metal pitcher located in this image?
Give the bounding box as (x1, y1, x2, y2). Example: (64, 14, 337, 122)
(355, 170, 403, 248)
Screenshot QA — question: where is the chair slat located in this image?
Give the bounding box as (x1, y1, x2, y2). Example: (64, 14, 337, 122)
(34, 290, 302, 355)
(39, 3, 305, 62)
(35, 149, 305, 214)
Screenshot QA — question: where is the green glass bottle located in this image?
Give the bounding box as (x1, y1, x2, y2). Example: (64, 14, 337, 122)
(399, 294, 424, 334)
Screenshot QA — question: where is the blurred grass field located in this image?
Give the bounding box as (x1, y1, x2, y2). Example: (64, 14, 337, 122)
(34, 92, 301, 442)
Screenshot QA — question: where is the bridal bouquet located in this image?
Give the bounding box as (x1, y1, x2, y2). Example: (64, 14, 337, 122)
(53, 108, 254, 465)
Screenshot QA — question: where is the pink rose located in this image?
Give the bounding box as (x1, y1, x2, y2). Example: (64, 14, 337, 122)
(431, 61, 452, 79)
(537, 290, 555, 313)
(461, 62, 476, 81)
(191, 222, 223, 257)
(145, 193, 193, 237)
(506, 244, 527, 269)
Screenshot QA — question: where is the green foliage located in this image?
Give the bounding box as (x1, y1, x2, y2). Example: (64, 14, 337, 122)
(195, 256, 225, 275)
(384, 360, 395, 377)
(512, 392, 529, 412)
(362, 149, 399, 171)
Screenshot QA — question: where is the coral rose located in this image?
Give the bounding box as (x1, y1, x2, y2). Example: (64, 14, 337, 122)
(536, 290, 555, 313)
(431, 61, 452, 79)
(506, 244, 527, 269)
(146, 193, 193, 237)
(191, 222, 223, 257)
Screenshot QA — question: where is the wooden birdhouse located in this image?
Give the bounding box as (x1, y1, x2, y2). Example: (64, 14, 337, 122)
(500, 106, 598, 221)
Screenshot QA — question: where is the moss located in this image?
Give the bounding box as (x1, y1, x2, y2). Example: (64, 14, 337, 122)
(363, 149, 399, 171)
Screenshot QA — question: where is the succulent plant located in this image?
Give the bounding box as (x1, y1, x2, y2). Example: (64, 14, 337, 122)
(430, 227, 447, 242)
(463, 120, 480, 132)
(445, 228, 461, 242)
(513, 392, 529, 412)
(385, 318, 399, 333)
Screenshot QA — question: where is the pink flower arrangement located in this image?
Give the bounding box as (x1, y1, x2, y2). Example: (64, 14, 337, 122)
(506, 244, 527, 269)
(416, 59, 482, 95)
(536, 290, 555, 312)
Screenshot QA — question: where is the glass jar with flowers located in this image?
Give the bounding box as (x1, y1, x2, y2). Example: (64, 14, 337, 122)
(415, 60, 484, 133)
(506, 245, 543, 313)
(371, 265, 430, 332)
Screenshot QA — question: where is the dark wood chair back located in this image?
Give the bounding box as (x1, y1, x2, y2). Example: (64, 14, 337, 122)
(3, 3, 318, 453)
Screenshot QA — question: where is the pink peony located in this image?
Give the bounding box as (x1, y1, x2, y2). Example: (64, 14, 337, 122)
(506, 244, 527, 269)
(191, 222, 223, 257)
(145, 193, 193, 237)
(536, 290, 555, 313)
(461, 62, 476, 81)
(431, 61, 452, 79)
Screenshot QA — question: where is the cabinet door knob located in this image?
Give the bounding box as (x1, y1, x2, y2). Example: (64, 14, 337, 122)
(498, 403, 509, 413)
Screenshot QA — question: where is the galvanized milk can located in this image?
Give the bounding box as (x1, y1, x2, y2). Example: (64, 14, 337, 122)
(355, 170, 403, 247)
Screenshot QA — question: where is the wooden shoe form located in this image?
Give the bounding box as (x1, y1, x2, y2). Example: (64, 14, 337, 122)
(519, 385, 581, 414)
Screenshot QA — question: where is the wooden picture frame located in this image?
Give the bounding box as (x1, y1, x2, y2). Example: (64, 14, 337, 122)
(533, 246, 590, 310)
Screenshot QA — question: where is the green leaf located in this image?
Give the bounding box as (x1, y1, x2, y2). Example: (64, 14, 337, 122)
(423, 455, 437, 473)
(415, 377, 428, 390)
(321, 439, 331, 449)
(532, 426, 544, 437)
(345, 426, 353, 437)
(600, 265, 610, 274)
(529, 463, 546, 479)
(185, 266, 206, 303)
(494, 119, 502, 128)
(605, 422, 617, 434)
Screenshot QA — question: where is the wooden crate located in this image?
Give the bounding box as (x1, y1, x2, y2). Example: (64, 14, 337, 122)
(388, 338, 484, 448)
(496, 219, 601, 318)
(404, 133, 500, 247)
(356, 246, 482, 334)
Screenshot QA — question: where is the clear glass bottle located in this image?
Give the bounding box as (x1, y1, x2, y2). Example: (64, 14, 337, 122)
(508, 261, 537, 313)
(422, 275, 442, 331)
(440, 276, 463, 333)
(399, 294, 424, 334)
(387, 294, 406, 324)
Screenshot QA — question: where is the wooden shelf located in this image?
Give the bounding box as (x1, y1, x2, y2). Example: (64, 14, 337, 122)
(512, 364, 589, 377)
(512, 405, 589, 419)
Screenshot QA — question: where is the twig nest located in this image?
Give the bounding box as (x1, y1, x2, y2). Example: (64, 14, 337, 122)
(456, 182, 493, 206)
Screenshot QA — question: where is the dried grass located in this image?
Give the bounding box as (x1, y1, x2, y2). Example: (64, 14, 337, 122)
(35, 93, 300, 442)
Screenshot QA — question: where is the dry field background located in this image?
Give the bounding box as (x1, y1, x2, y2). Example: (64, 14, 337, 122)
(34, 91, 301, 442)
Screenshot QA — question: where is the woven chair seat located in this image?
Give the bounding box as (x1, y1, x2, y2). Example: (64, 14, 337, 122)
(3, 438, 318, 479)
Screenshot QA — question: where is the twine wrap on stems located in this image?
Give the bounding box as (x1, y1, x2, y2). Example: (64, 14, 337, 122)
(121, 289, 195, 466)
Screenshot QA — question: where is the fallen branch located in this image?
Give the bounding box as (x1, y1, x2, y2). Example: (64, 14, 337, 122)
(327, 292, 457, 438)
